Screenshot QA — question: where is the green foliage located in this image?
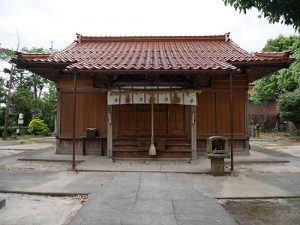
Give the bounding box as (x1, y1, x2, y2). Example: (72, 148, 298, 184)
(21, 47, 48, 54)
(1, 46, 57, 138)
(250, 35, 300, 103)
(262, 35, 299, 52)
(38, 81, 57, 131)
(0, 77, 6, 103)
(278, 89, 300, 129)
(11, 87, 34, 126)
(28, 119, 50, 135)
(0, 126, 18, 137)
(250, 35, 300, 134)
(223, 0, 300, 31)
(0, 107, 5, 126)
(0, 47, 14, 61)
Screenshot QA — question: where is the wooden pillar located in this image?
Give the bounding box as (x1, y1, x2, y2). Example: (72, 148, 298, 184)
(191, 105, 197, 161)
(107, 105, 113, 158)
(72, 72, 78, 170)
(56, 91, 61, 153)
(229, 72, 234, 171)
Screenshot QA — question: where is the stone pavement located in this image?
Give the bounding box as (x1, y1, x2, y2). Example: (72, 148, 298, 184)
(69, 173, 237, 225)
(0, 140, 299, 225)
(7, 147, 289, 174)
(0, 143, 54, 167)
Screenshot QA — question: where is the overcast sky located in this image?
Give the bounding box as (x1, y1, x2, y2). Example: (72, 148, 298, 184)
(0, 0, 297, 54)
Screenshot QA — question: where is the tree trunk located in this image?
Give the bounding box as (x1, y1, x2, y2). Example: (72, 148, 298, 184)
(3, 71, 13, 140)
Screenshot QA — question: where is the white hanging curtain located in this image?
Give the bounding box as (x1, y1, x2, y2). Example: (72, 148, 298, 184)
(107, 86, 199, 106)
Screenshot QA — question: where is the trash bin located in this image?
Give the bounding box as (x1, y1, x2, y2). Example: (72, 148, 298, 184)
(86, 128, 98, 139)
(207, 136, 229, 176)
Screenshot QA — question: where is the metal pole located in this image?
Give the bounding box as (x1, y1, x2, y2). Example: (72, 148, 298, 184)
(230, 72, 234, 171)
(72, 72, 78, 170)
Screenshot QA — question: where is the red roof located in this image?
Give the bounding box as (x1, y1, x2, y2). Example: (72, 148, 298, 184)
(13, 33, 295, 84)
(16, 33, 293, 72)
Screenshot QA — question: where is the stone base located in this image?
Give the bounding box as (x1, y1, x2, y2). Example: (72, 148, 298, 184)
(190, 159, 200, 164)
(0, 198, 6, 209)
(210, 158, 225, 176)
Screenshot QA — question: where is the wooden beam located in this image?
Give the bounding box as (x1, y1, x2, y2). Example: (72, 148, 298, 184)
(191, 105, 197, 161)
(107, 105, 113, 158)
(111, 81, 193, 87)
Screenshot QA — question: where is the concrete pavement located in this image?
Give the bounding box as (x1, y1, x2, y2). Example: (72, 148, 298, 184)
(0, 198, 5, 209)
(0, 139, 300, 224)
(69, 173, 237, 225)
(9, 147, 290, 173)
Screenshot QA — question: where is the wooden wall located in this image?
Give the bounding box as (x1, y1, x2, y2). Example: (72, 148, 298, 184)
(57, 75, 107, 138)
(197, 91, 246, 137)
(55, 73, 249, 155)
(115, 104, 186, 137)
(196, 74, 249, 153)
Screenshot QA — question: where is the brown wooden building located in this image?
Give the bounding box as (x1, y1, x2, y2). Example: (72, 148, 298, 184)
(13, 33, 293, 159)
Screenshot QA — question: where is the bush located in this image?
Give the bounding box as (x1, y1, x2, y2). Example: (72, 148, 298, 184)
(0, 126, 18, 137)
(278, 89, 300, 130)
(28, 119, 50, 135)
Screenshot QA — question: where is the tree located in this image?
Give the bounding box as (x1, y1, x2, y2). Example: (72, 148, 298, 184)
(0, 48, 14, 61)
(250, 35, 300, 103)
(1, 45, 57, 138)
(278, 89, 300, 130)
(250, 35, 300, 132)
(10, 87, 35, 126)
(0, 77, 5, 103)
(223, 0, 300, 31)
(39, 81, 57, 131)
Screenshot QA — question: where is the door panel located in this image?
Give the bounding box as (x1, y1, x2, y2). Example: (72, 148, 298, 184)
(154, 105, 168, 135)
(118, 104, 169, 137)
(119, 105, 136, 135)
(168, 105, 184, 135)
(136, 105, 151, 135)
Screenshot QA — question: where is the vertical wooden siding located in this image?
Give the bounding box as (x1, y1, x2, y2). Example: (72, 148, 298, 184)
(60, 92, 74, 137)
(59, 91, 107, 138)
(197, 92, 216, 135)
(117, 104, 185, 137)
(197, 91, 246, 137)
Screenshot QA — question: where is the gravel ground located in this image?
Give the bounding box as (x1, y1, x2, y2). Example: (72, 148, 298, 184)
(0, 150, 25, 157)
(219, 198, 300, 225)
(0, 161, 73, 171)
(236, 163, 300, 173)
(0, 193, 83, 225)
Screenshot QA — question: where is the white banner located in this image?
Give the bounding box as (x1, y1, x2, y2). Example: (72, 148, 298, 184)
(108, 89, 198, 105)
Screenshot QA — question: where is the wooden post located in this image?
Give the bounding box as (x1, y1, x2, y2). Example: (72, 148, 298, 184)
(72, 72, 78, 170)
(191, 105, 197, 161)
(56, 90, 61, 153)
(107, 105, 113, 158)
(230, 72, 234, 171)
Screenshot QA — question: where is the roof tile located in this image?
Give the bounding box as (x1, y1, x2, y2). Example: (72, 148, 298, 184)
(15, 34, 294, 71)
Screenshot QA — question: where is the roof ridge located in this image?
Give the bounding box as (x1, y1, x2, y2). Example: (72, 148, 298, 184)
(15, 52, 50, 59)
(76, 34, 229, 43)
(254, 51, 294, 59)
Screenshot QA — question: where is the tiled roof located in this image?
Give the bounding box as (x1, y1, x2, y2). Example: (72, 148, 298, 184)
(15, 33, 293, 72)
